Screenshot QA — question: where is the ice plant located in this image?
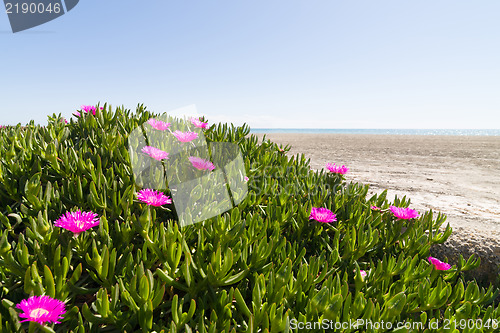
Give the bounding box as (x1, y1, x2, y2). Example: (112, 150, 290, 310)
(147, 118, 171, 130)
(389, 206, 420, 219)
(326, 163, 349, 175)
(309, 207, 337, 223)
(16, 295, 66, 325)
(189, 156, 216, 171)
(54, 210, 100, 234)
(371, 205, 381, 211)
(137, 189, 172, 206)
(354, 269, 367, 278)
(141, 146, 169, 161)
(244, 176, 249, 182)
(190, 117, 209, 129)
(82, 105, 97, 114)
(428, 256, 451, 271)
(172, 130, 199, 142)
(73, 105, 103, 117)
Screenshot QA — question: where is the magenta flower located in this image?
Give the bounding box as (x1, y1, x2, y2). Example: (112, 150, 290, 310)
(16, 296, 66, 325)
(389, 206, 420, 219)
(189, 156, 216, 171)
(244, 176, 249, 182)
(428, 256, 451, 271)
(82, 105, 97, 114)
(172, 130, 199, 143)
(326, 163, 349, 175)
(141, 146, 169, 161)
(54, 210, 100, 234)
(137, 189, 172, 206)
(354, 269, 367, 278)
(147, 118, 171, 130)
(309, 207, 337, 223)
(73, 105, 103, 117)
(371, 206, 381, 211)
(190, 117, 209, 129)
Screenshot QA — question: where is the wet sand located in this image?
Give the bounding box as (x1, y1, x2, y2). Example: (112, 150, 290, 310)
(257, 133, 500, 235)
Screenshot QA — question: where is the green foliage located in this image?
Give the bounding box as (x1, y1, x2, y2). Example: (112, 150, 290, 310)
(0, 105, 499, 332)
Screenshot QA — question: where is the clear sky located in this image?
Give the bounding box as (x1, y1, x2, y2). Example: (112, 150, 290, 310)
(1, 0, 499, 129)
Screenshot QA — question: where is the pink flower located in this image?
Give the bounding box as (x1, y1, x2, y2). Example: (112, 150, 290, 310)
(172, 130, 199, 143)
(389, 206, 420, 219)
(309, 207, 337, 223)
(371, 206, 381, 211)
(82, 105, 97, 114)
(73, 105, 103, 117)
(141, 146, 169, 161)
(244, 176, 249, 182)
(428, 256, 451, 271)
(189, 156, 216, 171)
(54, 210, 100, 234)
(190, 117, 209, 129)
(326, 163, 349, 175)
(354, 269, 367, 278)
(16, 295, 66, 325)
(147, 118, 171, 130)
(137, 189, 172, 206)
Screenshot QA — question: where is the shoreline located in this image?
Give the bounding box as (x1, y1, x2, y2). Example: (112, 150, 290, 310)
(256, 133, 500, 233)
(251, 129, 500, 136)
(256, 133, 500, 280)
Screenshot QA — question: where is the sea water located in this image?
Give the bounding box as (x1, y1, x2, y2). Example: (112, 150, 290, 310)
(249, 129, 500, 136)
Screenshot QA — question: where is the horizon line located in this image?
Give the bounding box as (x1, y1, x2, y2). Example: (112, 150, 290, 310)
(250, 128, 500, 130)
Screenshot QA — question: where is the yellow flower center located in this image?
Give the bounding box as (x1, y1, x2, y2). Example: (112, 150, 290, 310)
(30, 308, 49, 318)
(76, 219, 85, 230)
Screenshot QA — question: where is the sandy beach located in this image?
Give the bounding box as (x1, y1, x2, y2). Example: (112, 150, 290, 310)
(257, 134, 500, 235)
(256, 133, 500, 282)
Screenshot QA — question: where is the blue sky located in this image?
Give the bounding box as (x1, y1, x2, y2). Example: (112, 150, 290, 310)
(1, 0, 499, 128)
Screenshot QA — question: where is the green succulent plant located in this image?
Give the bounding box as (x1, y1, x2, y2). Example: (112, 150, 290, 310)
(0, 105, 498, 332)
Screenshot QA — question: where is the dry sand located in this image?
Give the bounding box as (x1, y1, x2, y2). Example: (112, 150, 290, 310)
(257, 133, 500, 279)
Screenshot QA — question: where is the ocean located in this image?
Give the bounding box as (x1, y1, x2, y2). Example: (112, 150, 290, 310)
(250, 129, 500, 136)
